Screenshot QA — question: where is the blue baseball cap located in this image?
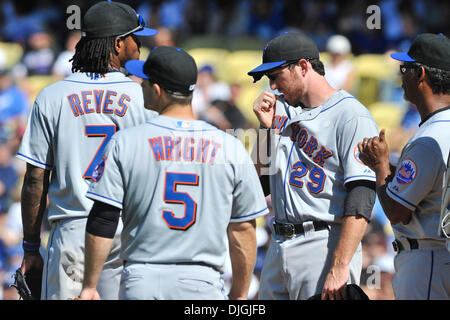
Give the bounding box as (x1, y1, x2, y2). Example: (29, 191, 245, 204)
(248, 33, 320, 82)
(390, 33, 450, 70)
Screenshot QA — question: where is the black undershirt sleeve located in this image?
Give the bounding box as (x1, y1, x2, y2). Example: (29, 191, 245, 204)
(343, 180, 376, 222)
(86, 201, 121, 239)
(260, 174, 271, 197)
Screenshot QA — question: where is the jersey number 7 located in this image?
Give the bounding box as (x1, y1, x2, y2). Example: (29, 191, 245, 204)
(83, 125, 117, 179)
(163, 172, 199, 230)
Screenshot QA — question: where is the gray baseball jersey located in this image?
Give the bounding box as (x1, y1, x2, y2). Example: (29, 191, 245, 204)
(386, 108, 450, 300)
(441, 152, 450, 251)
(258, 89, 376, 299)
(17, 71, 157, 222)
(16, 71, 157, 299)
(387, 108, 450, 241)
(269, 89, 378, 223)
(86, 115, 269, 273)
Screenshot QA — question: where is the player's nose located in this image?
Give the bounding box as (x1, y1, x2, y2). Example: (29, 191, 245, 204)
(269, 79, 277, 91)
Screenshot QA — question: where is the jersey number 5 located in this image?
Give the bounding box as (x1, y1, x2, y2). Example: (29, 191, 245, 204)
(83, 125, 117, 179)
(289, 161, 326, 193)
(163, 172, 199, 230)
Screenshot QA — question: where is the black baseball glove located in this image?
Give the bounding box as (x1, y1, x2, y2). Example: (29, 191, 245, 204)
(308, 284, 370, 300)
(10, 268, 42, 300)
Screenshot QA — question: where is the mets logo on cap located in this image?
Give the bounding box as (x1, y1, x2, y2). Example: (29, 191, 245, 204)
(396, 159, 417, 185)
(92, 154, 107, 182)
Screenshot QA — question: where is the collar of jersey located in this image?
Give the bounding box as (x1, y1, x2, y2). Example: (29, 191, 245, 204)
(146, 115, 219, 132)
(285, 91, 356, 128)
(66, 71, 130, 82)
(419, 105, 450, 127)
(286, 105, 324, 126)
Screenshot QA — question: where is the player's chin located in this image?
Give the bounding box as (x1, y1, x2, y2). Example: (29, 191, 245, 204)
(401, 83, 410, 102)
(284, 95, 299, 107)
(402, 91, 410, 103)
(131, 51, 140, 60)
(281, 92, 290, 103)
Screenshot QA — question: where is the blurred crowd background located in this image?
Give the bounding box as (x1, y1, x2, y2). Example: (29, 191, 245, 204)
(0, 0, 449, 300)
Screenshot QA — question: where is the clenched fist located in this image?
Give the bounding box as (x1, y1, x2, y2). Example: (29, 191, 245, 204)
(253, 91, 277, 129)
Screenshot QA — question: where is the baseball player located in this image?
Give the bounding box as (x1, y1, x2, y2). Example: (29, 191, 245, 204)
(358, 33, 450, 299)
(78, 46, 269, 300)
(16, 1, 158, 300)
(248, 33, 378, 300)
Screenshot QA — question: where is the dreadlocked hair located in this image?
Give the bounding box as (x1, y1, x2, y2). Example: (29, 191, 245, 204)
(71, 36, 118, 75)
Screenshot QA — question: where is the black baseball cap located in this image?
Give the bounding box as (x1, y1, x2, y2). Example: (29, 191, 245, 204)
(390, 33, 450, 70)
(248, 32, 320, 82)
(125, 46, 198, 95)
(82, 1, 157, 38)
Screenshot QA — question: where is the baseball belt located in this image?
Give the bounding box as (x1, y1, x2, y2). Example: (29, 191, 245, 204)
(392, 238, 446, 253)
(273, 220, 329, 238)
(392, 238, 419, 253)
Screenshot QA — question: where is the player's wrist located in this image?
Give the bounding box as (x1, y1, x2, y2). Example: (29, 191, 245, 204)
(22, 239, 41, 252)
(375, 166, 391, 186)
(228, 290, 248, 300)
(256, 114, 273, 129)
(23, 233, 41, 243)
(373, 161, 391, 180)
(335, 258, 351, 266)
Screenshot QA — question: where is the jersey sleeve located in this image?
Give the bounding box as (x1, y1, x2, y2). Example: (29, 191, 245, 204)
(229, 140, 269, 223)
(86, 135, 125, 209)
(338, 116, 378, 184)
(440, 152, 450, 237)
(387, 142, 442, 211)
(16, 95, 54, 170)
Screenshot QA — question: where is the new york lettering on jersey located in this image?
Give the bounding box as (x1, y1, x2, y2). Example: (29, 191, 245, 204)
(289, 122, 333, 167)
(286, 122, 333, 194)
(272, 115, 288, 134)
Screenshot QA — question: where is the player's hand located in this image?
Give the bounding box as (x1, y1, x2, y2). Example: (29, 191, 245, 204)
(321, 263, 349, 300)
(20, 251, 44, 275)
(228, 294, 248, 300)
(79, 288, 101, 300)
(357, 129, 390, 174)
(253, 91, 276, 128)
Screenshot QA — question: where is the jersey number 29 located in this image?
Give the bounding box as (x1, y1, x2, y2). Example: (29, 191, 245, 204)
(289, 161, 326, 193)
(163, 172, 199, 230)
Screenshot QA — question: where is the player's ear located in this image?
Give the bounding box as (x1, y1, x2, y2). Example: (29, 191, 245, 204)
(152, 83, 162, 97)
(114, 37, 124, 54)
(417, 66, 425, 82)
(298, 59, 308, 76)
